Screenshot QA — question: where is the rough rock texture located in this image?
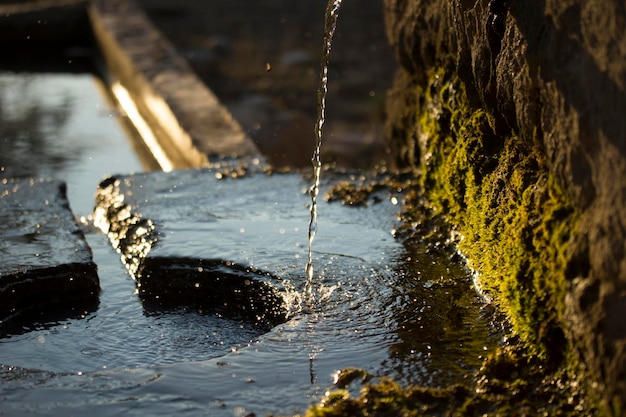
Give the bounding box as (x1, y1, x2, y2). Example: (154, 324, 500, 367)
(383, 0, 626, 414)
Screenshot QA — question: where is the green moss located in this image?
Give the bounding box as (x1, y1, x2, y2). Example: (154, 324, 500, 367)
(416, 67, 578, 360)
(298, 346, 591, 417)
(304, 378, 469, 417)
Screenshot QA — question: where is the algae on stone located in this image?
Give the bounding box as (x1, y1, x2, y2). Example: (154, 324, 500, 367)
(302, 346, 590, 416)
(412, 67, 580, 361)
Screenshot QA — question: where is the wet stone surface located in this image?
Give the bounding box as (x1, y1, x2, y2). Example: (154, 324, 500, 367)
(0, 178, 99, 322)
(94, 169, 291, 327)
(93, 167, 404, 329)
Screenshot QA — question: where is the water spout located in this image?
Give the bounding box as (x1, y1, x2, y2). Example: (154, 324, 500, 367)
(305, 0, 343, 302)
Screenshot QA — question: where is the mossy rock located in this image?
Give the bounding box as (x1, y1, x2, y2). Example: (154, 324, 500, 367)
(408, 67, 578, 362)
(302, 345, 592, 417)
(383, 1, 626, 413)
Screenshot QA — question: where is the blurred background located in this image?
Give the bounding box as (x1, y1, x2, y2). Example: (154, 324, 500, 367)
(136, 0, 397, 168)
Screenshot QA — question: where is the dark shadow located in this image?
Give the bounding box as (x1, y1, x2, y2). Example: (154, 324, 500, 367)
(137, 257, 289, 331)
(0, 261, 100, 323)
(0, 291, 99, 338)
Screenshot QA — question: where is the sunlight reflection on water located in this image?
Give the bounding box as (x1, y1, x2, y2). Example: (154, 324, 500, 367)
(0, 72, 152, 215)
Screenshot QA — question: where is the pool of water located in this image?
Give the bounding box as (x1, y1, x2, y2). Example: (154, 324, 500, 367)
(0, 72, 504, 416)
(0, 71, 156, 215)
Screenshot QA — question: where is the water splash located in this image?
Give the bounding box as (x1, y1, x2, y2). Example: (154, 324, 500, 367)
(305, 0, 343, 301)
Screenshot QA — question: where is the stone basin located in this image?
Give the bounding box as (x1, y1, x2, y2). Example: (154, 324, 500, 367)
(0, 4, 507, 416)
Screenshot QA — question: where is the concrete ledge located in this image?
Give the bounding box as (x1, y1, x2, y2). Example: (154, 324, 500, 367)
(93, 172, 288, 328)
(0, 179, 100, 322)
(88, 0, 261, 170)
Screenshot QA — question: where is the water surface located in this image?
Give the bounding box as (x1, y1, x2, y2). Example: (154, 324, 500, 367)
(0, 73, 503, 416)
(0, 72, 154, 215)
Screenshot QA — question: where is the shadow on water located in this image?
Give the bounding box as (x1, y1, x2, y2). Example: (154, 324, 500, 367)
(136, 257, 289, 331)
(0, 297, 99, 339)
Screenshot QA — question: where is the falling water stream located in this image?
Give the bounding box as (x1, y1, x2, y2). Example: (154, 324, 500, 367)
(305, 0, 343, 300)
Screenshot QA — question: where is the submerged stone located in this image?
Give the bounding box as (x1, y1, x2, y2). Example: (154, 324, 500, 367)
(0, 178, 99, 322)
(137, 257, 286, 324)
(93, 169, 314, 327)
(93, 168, 405, 329)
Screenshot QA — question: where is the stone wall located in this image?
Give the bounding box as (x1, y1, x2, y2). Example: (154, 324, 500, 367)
(383, 0, 626, 414)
